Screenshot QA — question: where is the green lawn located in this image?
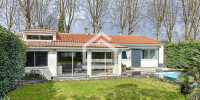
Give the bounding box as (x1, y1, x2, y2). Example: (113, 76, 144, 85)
(8, 78, 186, 100)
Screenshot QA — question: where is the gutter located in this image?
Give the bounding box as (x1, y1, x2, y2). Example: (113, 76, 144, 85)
(26, 47, 129, 50)
(117, 43, 164, 47)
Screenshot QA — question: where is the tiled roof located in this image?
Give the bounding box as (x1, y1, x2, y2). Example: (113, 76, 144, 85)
(25, 41, 127, 48)
(24, 29, 56, 32)
(55, 33, 163, 44)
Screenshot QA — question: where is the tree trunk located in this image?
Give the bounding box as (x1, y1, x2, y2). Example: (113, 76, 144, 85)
(169, 29, 173, 43)
(194, 27, 198, 41)
(66, 26, 70, 33)
(38, 23, 43, 29)
(157, 22, 161, 41)
(93, 22, 98, 34)
(120, 27, 124, 34)
(185, 24, 189, 41)
(128, 22, 133, 35)
(26, 19, 31, 29)
(7, 23, 12, 31)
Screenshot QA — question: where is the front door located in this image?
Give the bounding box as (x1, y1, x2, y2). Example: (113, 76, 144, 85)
(131, 49, 141, 67)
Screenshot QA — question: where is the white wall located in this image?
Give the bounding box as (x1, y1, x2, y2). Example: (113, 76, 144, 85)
(158, 45, 164, 67)
(141, 59, 158, 67)
(117, 51, 122, 75)
(87, 51, 92, 77)
(122, 59, 131, 67)
(48, 50, 57, 76)
(25, 67, 52, 80)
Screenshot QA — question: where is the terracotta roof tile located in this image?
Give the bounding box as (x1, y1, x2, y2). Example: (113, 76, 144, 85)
(55, 33, 163, 44)
(24, 29, 56, 32)
(25, 41, 127, 48)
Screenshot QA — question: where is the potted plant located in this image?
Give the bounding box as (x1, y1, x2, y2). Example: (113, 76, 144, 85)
(122, 64, 127, 71)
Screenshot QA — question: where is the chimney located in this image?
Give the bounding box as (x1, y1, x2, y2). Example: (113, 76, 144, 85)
(119, 32, 123, 35)
(84, 28, 88, 35)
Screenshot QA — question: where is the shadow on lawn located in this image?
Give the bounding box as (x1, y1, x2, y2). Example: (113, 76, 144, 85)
(71, 83, 185, 100)
(8, 81, 185, 100)
(8, 82, 57, 100)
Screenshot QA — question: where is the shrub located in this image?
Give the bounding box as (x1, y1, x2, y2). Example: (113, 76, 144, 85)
(165, 41, 200, 69)
(23, 70, 46, 80)
(0, 26, 26, 98)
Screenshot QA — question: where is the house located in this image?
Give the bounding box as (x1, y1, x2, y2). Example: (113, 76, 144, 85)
(17, 29, 164, 79)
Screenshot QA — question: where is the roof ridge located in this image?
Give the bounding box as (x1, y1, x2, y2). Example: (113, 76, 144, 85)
(57, 32, 145, 37)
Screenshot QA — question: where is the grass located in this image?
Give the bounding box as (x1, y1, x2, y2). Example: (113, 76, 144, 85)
(7, 78, 186, 100)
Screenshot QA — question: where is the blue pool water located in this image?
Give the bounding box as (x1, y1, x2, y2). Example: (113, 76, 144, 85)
(155, 72, 199, 86)
(155, 72, 180, 79)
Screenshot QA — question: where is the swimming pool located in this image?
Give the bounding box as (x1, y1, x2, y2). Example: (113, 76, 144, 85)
(155, 72, 180, 79)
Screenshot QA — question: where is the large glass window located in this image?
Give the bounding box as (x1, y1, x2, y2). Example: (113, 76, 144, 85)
(35, 52, 48, 66)
(57, 52, 73, 75)
(57, 52, 86, 76)
(40, 36, 53, 40)
(27, 35, 53, 40)
(92, 52, 106, 75)
(73, 52, 86, 75)
(142, 50, 157, 59)
(26, 52, 48, 67)
(92, 52, 105, 59)
(26, 52, 34, 66)
(27, 35, 39, 40)
(92, 52, 118, 76)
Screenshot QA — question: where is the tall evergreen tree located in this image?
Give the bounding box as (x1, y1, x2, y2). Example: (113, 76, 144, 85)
(57, 9, 65, 33)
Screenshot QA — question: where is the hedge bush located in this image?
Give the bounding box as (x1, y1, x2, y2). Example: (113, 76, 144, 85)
(23, 70, 46, 80)
(0, 26, 26, 98)
(165, 41, 200, 69)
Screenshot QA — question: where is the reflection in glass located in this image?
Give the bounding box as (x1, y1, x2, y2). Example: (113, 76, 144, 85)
(73, 52, 87, 75)
(26, 52, 34, 67)
(57, 52, 72, 75)
(35, 52, 48, 66)
(92, 52, 118, 76)
(57, 52, 86, 76)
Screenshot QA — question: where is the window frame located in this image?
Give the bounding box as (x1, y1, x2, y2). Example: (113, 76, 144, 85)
(142, 49, 157, 60)
(26, 51, 48, 67)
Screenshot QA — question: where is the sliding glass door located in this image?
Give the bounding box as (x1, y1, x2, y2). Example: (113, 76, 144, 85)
(92, 52, 118, 76)
(57, 52, 86, 76)
(57, 52, 73, 75)
(57, 51, 118, 76)
(73, 52, 87, 75)
(92, 52, 106, 76)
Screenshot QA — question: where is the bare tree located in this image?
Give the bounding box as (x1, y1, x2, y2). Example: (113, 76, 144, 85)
(127, 0, 139, 35)
(153, 0, 167, 41)
(0, 0, 3, 8)
(85, 0, 108, 34)
(35, 0, 50, 29)
(64, 0, 77, 33)
(18, 0, 34, 29)
(4, 0, 17, 31)
(111, 0, 128, 34)
(56, 0, 77, 33)
(163, 0, 178, 43)
(191, 0, 200, 40)
(181, 0, 194, 41)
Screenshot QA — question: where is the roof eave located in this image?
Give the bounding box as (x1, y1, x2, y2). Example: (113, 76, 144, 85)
(26, 47, 128, 50)
(117, 43, 164, 47)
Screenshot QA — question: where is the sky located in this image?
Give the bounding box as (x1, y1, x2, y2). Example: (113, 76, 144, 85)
(0, 0, 187, 42)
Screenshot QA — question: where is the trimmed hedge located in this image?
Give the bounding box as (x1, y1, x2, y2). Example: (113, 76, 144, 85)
(165, 41, 200, 69)
(0, 26, 26, 98)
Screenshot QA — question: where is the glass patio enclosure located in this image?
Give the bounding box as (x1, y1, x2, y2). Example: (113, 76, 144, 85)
(57, 51, 118, 76)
